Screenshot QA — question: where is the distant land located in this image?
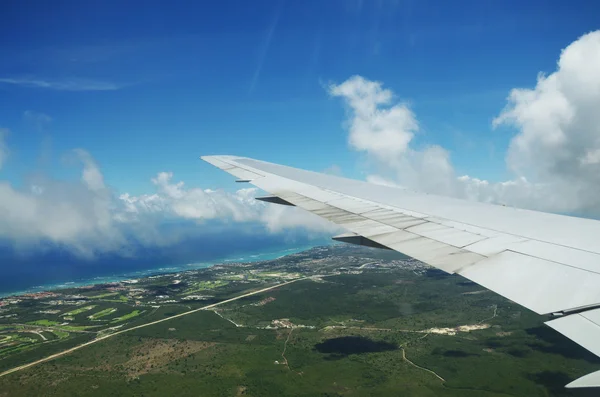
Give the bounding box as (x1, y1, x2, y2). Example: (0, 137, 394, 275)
(0, 245, 598, 396)
(0, 225, 329, 297)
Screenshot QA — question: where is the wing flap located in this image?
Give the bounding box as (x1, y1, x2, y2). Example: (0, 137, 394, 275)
(546, 309, 600, 387)
(406, 222, 488, 248)
(463, 234, 529, 256)
(509, 240, 600, 275)
(459, 251, 600, 314)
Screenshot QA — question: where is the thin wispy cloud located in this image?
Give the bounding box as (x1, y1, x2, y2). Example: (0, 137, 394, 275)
(249, 2, 283, 93)
(23, 111, 52, 132)
(0, 128, 8, 170)
(0, 77, 122, 91)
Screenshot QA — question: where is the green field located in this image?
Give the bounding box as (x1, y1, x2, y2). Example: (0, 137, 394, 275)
(111, 310, 144, 323)
(89, 308, 117, 320)
(0, 246, 598, 396)
(185, 280, 229, 294)
(26, 319, 59, 326)
(63, 305, 96, 316)
(49, 329, 69, 339)
(55, 324, 95, 332)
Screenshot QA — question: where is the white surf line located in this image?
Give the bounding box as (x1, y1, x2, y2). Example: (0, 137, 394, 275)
(0, 276, 315, 378)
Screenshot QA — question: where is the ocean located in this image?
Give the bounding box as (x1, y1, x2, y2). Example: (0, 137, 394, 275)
(0, 221, 332, 298)
(0, 244, 318, 298)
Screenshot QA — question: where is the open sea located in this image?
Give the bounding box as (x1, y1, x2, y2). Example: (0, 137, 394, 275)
(0, 243, 324, 297)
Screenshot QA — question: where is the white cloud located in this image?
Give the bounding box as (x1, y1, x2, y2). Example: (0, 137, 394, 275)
(329, 75, 418, 167)
(260, 204, 341, 235)
(492, 30, 600, 214)
(122, 171, 338, 234)
(329, 30, 600, 216)
(8, 158, 335, 258)
(0, 147, 125, 257)
(4, 30, 600, 258)
(0, 129, 334, 257)
(0, 77, 121, 91)
(23, 111, 52, 131)
(329, 76, 460, 197)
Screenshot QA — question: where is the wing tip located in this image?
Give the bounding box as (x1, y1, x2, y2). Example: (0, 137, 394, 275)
(200, 154, 247, 163)
(200, 154, 226, 161)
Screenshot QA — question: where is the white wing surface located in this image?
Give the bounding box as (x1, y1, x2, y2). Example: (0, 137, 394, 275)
(202, 155, 600, 388)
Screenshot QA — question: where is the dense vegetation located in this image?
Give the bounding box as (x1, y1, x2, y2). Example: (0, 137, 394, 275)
(0, 246, 598, 396)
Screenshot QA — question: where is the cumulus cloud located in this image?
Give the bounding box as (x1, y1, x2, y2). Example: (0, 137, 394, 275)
(329, 76, 460, 197)
(121, 171, 338, 235)
(0, 128, 335, 257)
(0, 148, 125, 257)
(329, 30, 600, 216)
(493, 30, 600, 214)
(329, 76, 418, 167)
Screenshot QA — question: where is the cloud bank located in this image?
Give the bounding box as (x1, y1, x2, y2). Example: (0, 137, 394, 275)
(329, 30, 600, 216)
(0, 131, 336, 258)
(2, 30, 600, 259)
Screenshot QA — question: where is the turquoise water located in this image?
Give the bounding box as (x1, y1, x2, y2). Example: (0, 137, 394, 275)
(0, 244, 318, 298)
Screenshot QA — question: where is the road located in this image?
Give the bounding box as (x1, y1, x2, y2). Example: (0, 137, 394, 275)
(401, 348, 446, 383)
(0, 276, 318, 379)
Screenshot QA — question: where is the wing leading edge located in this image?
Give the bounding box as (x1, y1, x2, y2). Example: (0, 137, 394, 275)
(201, 154, 600, 388)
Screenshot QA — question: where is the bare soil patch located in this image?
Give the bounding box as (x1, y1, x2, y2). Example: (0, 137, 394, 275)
(124, 338, 215, 379)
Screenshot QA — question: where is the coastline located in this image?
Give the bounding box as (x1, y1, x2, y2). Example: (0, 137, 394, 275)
(0, 244, 321, 299)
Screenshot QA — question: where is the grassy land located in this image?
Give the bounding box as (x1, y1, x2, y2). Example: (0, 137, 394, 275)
(49, 329, 69, 339)
(89, 308, 117, 320)
(54, 325, 96, 332)
(26, 320, 59, 326)
(111, 310, 144, 323)
(63, 305, 96, 316)
(185, 280, 229, 294)
(103, 295, 129, 303)
(1, 264, 598, 396)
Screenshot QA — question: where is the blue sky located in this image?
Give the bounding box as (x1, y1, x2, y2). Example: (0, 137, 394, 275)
(1, 0, 600, 272)
(2, 0, 598, 195)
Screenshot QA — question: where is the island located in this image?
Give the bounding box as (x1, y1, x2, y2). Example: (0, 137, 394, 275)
(0, 245, 596, 396)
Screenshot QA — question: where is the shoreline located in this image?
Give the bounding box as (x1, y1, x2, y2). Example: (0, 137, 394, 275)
(0, 244, 321, 299)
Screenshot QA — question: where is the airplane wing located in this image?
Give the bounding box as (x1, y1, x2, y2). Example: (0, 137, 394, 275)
(201, 155, 600, 388)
